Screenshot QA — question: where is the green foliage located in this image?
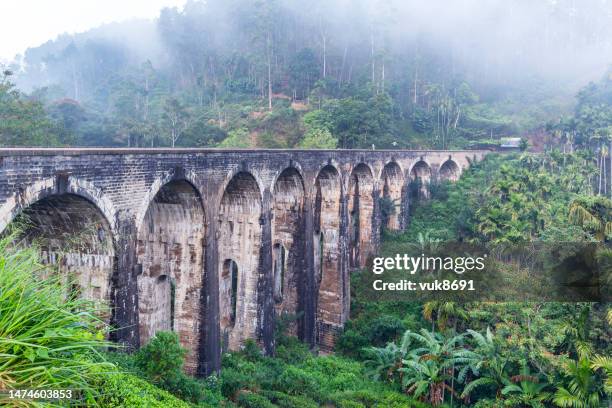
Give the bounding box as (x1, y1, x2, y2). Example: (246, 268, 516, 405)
(568, 195, 612, 241)
(134, 331, 222, 404)
(298, 127, 337, 149)
(95, 372, 194, 408)
(343, 152, 611, 406)
(261, 390, 318, 408)
(135, 331, 186, 384)
(219, 127, 254, 148)
(0, 74, 67, 146)
(553, 357, 606, 408)
(0, 234, 113, 405)
(237, 391, 276, 408)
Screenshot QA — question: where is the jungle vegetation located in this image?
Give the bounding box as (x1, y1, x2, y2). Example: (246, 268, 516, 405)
(0, 1, 611, 407)
(1, 0, 612, 152)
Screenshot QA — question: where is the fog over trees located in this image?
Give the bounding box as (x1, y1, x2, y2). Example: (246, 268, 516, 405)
(1, 0, 612, 149)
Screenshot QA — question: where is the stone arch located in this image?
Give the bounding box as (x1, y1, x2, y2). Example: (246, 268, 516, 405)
(134, 169, 200, 234)
(410, 160, 432, 201)
(380, 161, 404, 231)
(439, 159, 460, 182)
(272, 167, 305, 336)
(313, 164, 343, 350)
(136, 179, 206, 374)
(269, 161, 305, 193)
(348, 163, 375, 268)
(10, 192, 116, 321)
(218, 171, 262, 351)
(0, 176, 117, 235)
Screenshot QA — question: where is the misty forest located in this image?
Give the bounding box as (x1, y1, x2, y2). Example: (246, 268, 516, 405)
(0, 0, 611, 407)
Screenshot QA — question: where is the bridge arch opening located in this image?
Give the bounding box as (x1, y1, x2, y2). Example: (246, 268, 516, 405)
(218, 171, 262, 351)
(348, 163, 375, 269)
(439, 159, 460, 182)
(136, 179, 205, 374)
(272, 243, 286, 304)
(220, 259, 239, 330)
(11, 193, 115, 319)
(313, 164, 343, 350)
(410, 160, 432, 202)
(272, 167, 305, 336)
(380, 162, 404, 231)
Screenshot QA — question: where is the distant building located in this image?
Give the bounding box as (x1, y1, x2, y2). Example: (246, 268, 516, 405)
(500, 137, 522, 149)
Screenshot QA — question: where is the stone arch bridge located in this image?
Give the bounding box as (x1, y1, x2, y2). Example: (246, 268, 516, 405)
(0, 148, 486, 375)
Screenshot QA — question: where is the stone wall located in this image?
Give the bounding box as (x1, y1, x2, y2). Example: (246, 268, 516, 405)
(0, 148, 487, 375)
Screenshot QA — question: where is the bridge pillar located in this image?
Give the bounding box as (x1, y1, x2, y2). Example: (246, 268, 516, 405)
(302, 192, 316, 347)
(371, 185, 382, 256)
(400, 178, 410, 230)
(258, 189, 275, 356)
(111, 217, 140, 351)
(200, 206, 220, 376)
(338, 182, 350, 330)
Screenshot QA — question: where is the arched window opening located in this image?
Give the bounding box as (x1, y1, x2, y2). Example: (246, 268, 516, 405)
(273, 243, 286, 304)
(439, 160, 460, 182)
(318, 232, 324, 285)
(380, 162, 404, 231)
(222, 259, 239, 328)
(410, 160, 432, 203)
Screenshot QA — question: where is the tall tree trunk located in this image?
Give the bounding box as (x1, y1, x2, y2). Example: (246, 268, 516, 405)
(322, 34, 327, 78)
(340, 44, 348, 83)
(598, 146, 603, 195)
(267, 31, 273, 111)
(381, 60, 385, 93)
(370, 31, 375, 84)
(413, 67, 418, 106)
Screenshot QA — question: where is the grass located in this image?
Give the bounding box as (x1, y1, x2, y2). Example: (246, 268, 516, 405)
(0, 232, 114, 406)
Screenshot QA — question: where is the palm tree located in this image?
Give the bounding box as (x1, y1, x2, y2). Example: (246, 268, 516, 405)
(461, 328, 509, 399)
(413, 231, 442, 254)
(398, 329, 480, 406)
(423, 301, 467, 333)
(553, 357, 606, 408)
(363, 342, 402, 383)
(501, 364, 551, 407)
(590, 355, 611, 395)
(568, 196, 612, 242)
(557, 305, 593, 360)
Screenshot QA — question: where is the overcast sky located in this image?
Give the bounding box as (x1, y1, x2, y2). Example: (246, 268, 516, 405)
(0, 0, 187, 61)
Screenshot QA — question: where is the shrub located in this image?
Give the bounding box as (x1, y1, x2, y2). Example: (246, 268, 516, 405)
(221, 366, 258, 400)
(163, 373, 213, 404)
(96, 372, 194, 408)
(134, 331, 221, 404)
(275, 337, 312, 364)
(103, 351, 140, 374)
(0, 235, 113, 405)
(134, 331, 186, 384)
(328, 389, 426, 408)
(236, 391, 275, 408)
(261, 390, 318, 408)
(241, 339, 263, 361)
(365, 315, 406, 346)
(335, 329, 369, 358)
(274, 366, 323, 400)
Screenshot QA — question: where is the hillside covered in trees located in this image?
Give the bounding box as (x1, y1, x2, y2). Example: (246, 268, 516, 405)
(1, 1, 611, 407)
(2, 0, 612, 150)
